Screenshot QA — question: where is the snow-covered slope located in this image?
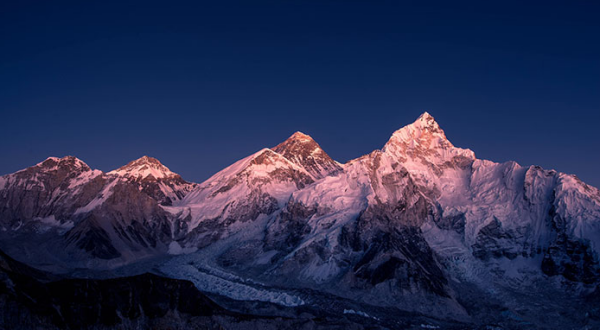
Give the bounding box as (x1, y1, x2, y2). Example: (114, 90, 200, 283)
(163, 132, 344, 247)
(180, 148, 313, 222)
(173, 149, 314, 247)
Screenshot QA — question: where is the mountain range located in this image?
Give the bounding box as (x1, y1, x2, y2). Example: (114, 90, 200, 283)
(1, 112, 599, 329)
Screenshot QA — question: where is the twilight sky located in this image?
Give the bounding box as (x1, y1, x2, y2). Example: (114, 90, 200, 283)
(1, 1, 599, 187)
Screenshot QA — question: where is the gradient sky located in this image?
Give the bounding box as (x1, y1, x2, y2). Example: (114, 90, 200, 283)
(1, 1, 599, 187)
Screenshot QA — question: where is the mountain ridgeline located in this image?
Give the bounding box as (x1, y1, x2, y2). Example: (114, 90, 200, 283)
(1, 112, 599, 329)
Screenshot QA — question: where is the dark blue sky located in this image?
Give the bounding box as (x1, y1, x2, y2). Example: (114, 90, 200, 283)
(1, 1, 599, 187)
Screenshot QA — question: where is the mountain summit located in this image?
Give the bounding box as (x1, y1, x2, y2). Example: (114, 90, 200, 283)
(109, 156, 177, 180)
(384, 112, 451, 150)
(36, 156, 91, 172)
(272, 131, 342, 180)
(383, 112, 475, 166)
(108, 156, 196, 206)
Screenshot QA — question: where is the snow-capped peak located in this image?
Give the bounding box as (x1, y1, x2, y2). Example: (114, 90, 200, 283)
(384, 112, 448, 148)
(288, 131, 314, 143)
(416, 111, 436, 125)
(272, 131, 342, 180)
(381, 112, 475, 168)
(108, 156, 177, 180)
(273, 131, 319, 153)
(35, 156, 91, 172)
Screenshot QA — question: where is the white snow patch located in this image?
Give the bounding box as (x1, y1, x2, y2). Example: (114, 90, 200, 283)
(167, 241, 184, 255)
(32, 215, 74, 233)
(74, 178, 119, 214)
(343, 309, 378, 320)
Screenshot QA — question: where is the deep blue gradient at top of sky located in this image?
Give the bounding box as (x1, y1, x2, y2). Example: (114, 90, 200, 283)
(1, 1, 599, 187)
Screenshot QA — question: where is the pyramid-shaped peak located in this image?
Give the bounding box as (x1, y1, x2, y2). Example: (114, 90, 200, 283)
(273, 132, 319, 156)
(383, 112, 475, 161)
(386, 112, 446, 145)
(272, 132, 341, 180)
(414, 112, 440, 129)
(419, 111, 433, 119)
(128, 155, 163, 166)
(287, 131, 315, 143)
(109, 155, 176, 180)
(417, 111, 435, 121)
(273, 132, 320, 155)
(383, 112, 451, 154)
